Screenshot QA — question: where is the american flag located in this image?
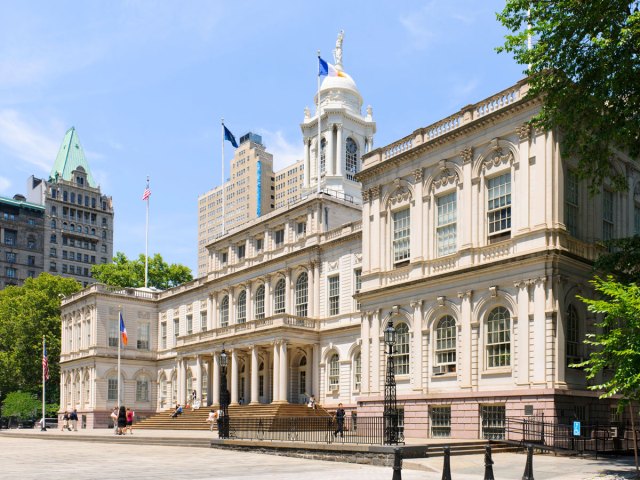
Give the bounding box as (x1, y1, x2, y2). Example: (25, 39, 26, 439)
(42, 341, 49, 381)
(142, 187, 151, 201)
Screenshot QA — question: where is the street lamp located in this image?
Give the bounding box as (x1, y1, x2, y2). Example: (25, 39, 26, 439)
(219, 347, 230, 439)
(383, 319, 399, 445)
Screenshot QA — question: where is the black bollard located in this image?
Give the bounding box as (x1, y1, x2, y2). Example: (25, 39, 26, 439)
(392, 447, 402, 480)
(522, 445, 534, 480)
(484, 445, 495, 480)
(442, 446, 452, 480)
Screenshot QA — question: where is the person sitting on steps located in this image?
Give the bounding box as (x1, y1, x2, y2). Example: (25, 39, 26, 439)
(170, 403, 183, 418)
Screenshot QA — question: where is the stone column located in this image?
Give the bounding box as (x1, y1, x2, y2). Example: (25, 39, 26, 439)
(265, 276, 272, 317)
(555, 276, 567, 385)
(212, 353, 220, 406)
(212, 294, 219, 329)
(533, 277, 547, 384)
(327, 124, 335, 176)
(336, 124, 344, 177)
(411, 300, 423, 390)
(312, 343, 320, 398)
(303, 139, 310, 188)
(308, 263, 315, 317)
(246, 283, 253, 321)
(313, 262, 320, 317)
(371, 309, 381, 393)
(516, 281, 530, 385)
(411, 169, 424, 262)
(250, 345, 259, 404)
(195, 355, 202, 402)
(229, 287, 236, 325)
(285, 268, 291, 314)
(279, 341, 288, 403)
(231, 349, 239, 405)
(207, 294, 214, 330)
(458, 291, 473, 388)
(361, 312, 370, 394)
(272, 341, 280, 402)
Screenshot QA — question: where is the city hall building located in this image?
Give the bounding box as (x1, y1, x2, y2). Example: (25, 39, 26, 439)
(59, 41, 640, 437)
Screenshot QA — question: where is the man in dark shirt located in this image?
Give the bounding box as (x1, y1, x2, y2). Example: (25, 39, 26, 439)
(334, 403, 345, 437)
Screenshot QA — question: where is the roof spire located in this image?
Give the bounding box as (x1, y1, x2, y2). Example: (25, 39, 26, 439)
(49, 127, 97, 187)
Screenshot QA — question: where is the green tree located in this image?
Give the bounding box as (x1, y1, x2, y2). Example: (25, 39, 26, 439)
(498, 1, 640, 190)
(0, 274, 80, 404)
(91, 252, 193, 290)
(2, 391, 41, 419)
(594, 236, 640, 284)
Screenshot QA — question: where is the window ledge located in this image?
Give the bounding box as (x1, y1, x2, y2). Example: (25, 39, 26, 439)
(431, 372, 457, 379)
(481, 367, 512, 376)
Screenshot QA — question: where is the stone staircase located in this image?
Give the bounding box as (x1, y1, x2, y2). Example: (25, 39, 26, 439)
(135, 403, 331, 431)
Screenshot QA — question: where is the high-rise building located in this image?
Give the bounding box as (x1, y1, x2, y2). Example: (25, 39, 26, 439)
(0, 194, 45, 288)
(197, 132, 274, 276)
(274, 160, 304, 209)
(26, 127, 114, 287)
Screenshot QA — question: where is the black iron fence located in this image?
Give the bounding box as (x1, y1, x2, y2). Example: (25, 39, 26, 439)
(226, 416, 388, 445)
(506, 416, 640, 454)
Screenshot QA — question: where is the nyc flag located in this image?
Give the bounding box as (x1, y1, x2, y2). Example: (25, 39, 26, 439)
(224, 125, 238, 148)
(318, 57, 346, 78)
(120, 312, 128, 346)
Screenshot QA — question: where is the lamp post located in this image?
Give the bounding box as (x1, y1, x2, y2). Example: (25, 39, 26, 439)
(219, 348, 230, 439)
(383, 319, 399, 445)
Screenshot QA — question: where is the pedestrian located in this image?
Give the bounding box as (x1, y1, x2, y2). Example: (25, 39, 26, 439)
(117, 405, 127, 435)
(192, 390, 197, 405)
(126, 408, 135, 434)
(216, 408, 223, 432)
(61, 411, 69, 431)
(170, 403, 183, 418)
(206, 409, 217, 432)
(333, 403, 345, 438)
(70, 409, 78, 431)
(110, 406, 119, 434)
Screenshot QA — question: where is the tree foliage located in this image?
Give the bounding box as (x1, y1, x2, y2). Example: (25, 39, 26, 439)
(577, 277, 640, 405)
(498, 1, 640, 190)
(1, 391, 41, 419)
(91, 252, 193, 290)
(594, 236, 640, 284)
(0, 274, 81, 403)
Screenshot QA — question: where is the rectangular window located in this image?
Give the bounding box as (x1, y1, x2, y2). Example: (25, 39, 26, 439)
(393, 209, 410, 264)
(237, 244, 245, 260)
(28, 255, 35, 266)
(186, 314, 193, 335)
(4, 229, 17, 246)
(565, 170, 579, 237)
(436, 192, 457, 256)
(137, 324, 150, 350)
(5, 252, 16, 263)
(603, 190, 614, 242)
(107, 378, 118, 401)
(221, 252, 228, 265)
(430, 406, 451, 438)
(108, 319, 118, 347)
(173, 318, 179, 344)
(328, 275, 340, 316)
(481, 405, 506, 440)
(6, 267, 16, 278)
(256, 238, 263, 252)
(200, 311, 207, 331)
(275, 229, 285, 247)
(297, 221, 306, 235)
(354, 269, 362, 310)
(136, 380, 149, 402)
(487, 173, 512, 237)
(160, 322, 167, 349)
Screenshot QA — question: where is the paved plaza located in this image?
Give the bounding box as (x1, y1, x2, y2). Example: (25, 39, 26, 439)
(0, 430, 638, 479)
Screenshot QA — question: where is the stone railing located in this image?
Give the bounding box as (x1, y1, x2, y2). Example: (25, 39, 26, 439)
(424, 113, 463, 142)
(474, 86, 520, 119)
(62, 283, 160, 304)
(323, 220, 362, 242)
(383, 136, 413, 160)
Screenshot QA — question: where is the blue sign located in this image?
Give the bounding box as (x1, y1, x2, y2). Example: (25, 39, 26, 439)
(573, 421, 581, 436)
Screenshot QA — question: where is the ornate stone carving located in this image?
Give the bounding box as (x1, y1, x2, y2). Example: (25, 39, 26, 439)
(482, 140, 514, 171)
(304, 106, 310, 119)
(460, 147, 473, 163)
(354, 253, 362, 264)
(370, 185, 380, 199)
(489, 286, 498, 297)
(457, 290, 472, 300)
(431, 168, 459, 192)
(362, 189, 370, 202)
(328, 261, 339, 271)
(389, 184, 411, 206)
(516, 123, 531, 141)
(412, 168, 423, 183)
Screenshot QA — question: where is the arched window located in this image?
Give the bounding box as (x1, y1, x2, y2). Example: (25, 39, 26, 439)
(51, 219, 56, 229)
(295, 272, 308, 317)
(435, 316, 457, 373)
(353, 352, 362, 391)
(486, 307, 511, 367)
(220, 295, 229, 327)
(320, 138, 326, 174)
(328, 353, 340, 389)
(159, 375, 167, 407)
(171, 372, 177, 404)
(74, 374, 81, 405)
(274, 279, 286, 314)
(259, 361, 265, 397)
(136, 376, 150, 402)
(237, 290, 247, 323)
(393, 323, 410, 375)
(201, 368, 208, 401)
(107, 375, 117, 402)
(255, 285, 265, 319)
(345, 138, 358, 181)
(186, 370, 193, 401)
(84, 373, 91, 406)
(566, 305, 579, 361)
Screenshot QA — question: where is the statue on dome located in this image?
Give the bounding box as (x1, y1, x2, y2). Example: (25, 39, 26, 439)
(333, 30, 344, 69)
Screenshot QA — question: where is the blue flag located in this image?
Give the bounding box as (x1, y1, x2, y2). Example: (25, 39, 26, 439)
(318, 57, 329, 77)
(223, 125, 238, 148)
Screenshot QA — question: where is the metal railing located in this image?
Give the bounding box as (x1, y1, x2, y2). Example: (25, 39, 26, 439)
(226, 416, 388, 445)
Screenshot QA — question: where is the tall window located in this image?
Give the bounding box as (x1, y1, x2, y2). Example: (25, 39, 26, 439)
(353, 352, 361, 391)
(136, 378, 149, 401)
(487, 173, 511, 237)
(486, 307, 511, 368)
(107, 378, 118, 401)
(320, 138, 326, 174)
(328, 354, 339, 389)
(295, 272, 308, 317)
(565, 170, 579, 237)
(393, 323, 410, 375)
(435, 316, 456, 372)
(200, 311, 207, 331)
(220, 295, 229, 326)
(328, 275, 340, 315)
(108, 319, 118, 347)
(393, 209, 410, 264)
(345, 138, 358, 181)
(274, 279, 286, 314)
(186, 314, 193, 334)
(436, 192, 457, 256)
(566, 305, 579, 361)
(137, 324, 150, 350)
(603, 190, 614, 242)
(173, 318, 180, 343)
(255, 285, 265, 319)
(160, 322, 167, 349)
(275, 229, 285, 247)
(237, 244, 245, 260)
(237, 291, 247, 323)
(354, 269, 362, 310)
(430, 406, 451, 438)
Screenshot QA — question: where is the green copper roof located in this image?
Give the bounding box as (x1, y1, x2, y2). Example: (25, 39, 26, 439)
(49, 127, 97, 188)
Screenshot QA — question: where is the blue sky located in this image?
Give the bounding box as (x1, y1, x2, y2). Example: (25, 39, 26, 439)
(0, 0, 524, 275)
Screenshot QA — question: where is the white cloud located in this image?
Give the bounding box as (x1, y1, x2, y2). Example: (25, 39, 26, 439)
(0, 176, 11, 194)
(0, 110, 63, 172)
(256, 129, 303, 171)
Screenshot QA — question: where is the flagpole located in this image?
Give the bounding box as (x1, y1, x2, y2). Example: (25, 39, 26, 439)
(317, 51, 322, 195)
(144, 176, 150, 289)
(221, 118, 226, 236)
(41, 335, 46, 431)
(117, 307, 121, 408)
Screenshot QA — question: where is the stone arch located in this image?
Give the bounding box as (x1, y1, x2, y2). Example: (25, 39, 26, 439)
(423, 299, 461, 330)
(382, 178, 414, 211)
(424, 161, 463, 195)
(472, 138, 519, 179)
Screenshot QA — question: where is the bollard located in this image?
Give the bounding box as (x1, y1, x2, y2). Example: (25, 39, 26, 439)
(392, 447, 402, 480)
(441, 446, 452, 480)
(522, 445, 534, 480)
(484, 445, 495, 480)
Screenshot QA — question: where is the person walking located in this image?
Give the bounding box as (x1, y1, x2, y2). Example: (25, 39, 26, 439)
(110, 406, 119, 435)
(333, 403, 345, 438)
(69, 409, 78, 431)
(61, 411, 69, 431)
(206, 409, 217, 432)
(117, 405, 127, 435)
(126, 408, 135, 434)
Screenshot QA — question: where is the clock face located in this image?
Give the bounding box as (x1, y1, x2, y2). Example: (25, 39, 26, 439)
(346, 140, 357, 154)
